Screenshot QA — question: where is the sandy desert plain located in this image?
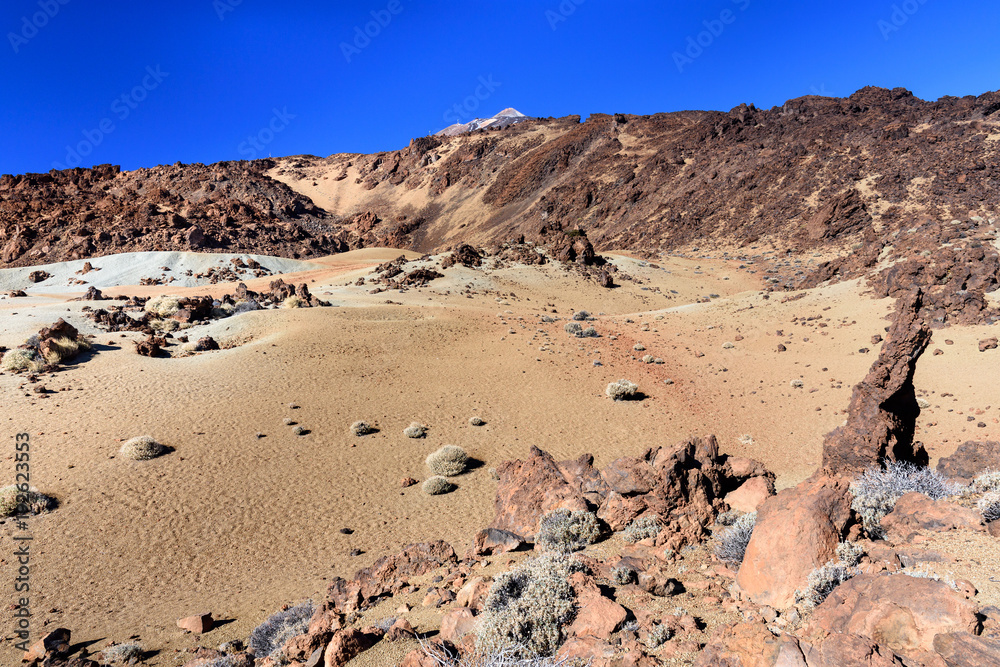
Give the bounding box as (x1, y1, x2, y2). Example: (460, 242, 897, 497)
(1, 238, 999, 666)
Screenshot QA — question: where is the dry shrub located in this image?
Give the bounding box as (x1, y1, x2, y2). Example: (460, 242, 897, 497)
(426, 445, 468, 476)
(119, 435, 167, 461)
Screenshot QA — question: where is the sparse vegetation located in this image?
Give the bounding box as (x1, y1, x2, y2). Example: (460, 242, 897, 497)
(426, 445, 469, 476)
(535, 509, 601, 553)
(713, 511, 755, 566)
(622, 515, 661, 543)
(119, 435, 167, 461)
(563, 322, 582, 336)
(644, 624, 672, 649)
(576, 326, 599, 338)
(850, 461, 960, 538)
(633, 343, 645, 351)
(796, 562, 856, 609)
(469, 416, 486, 426)
(612, 566, 636, 586)
(150, 318, 180, 332)
(282, 295, 305, 309)
(351, 420, 374, 436)
(978, 491, 1000, 523)
(41, 336, 89, 365)
(144, 295, 181, 317)
(102, 642, 144, 665)
(423, 476, 455, 495)
(248, 601, 315, 664)
(477, 553, 585, 657)
(0, 485, 57, 518)
(971, 470, 1000, 493)
(292, 425, 305, 436)
(606, 379, 638, 401)
(572, 310, 591, 321)
(835, 541, 865, 567)
(404, 422, 428, 438)
(1, 348, 43, 373)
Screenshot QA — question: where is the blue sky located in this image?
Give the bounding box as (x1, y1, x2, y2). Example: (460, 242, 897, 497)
(1, 0, 998, 175)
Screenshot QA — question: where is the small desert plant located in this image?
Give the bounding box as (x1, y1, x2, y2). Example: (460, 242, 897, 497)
(971, 470, 1000, 493)
(611, 566, 636, 586)
(572, 310, 591, 321)
(144, 295, 181, 317)
(535, 509, 601, 553)
(292, 425, 305, 436)
(850, 461, 960, 538)
(2, 348, 43, 373)
(641, 354, 654, 364)
(477, 553, 585, 657)
(978, 491, 1000, 523)
(0, 485, 57, 518)
(423, 476, 455, 495)
(350, 420, 374, 436)
(469, 416, 486, 426)
(645, 624, 672, 649)
(282, 295, 305, 309)
(606, 379, 638, 401)
(102, 642, 144, 665)
(576, 327, 599, 338)
(42, 336, 88, 364)
(233, 299, 262, 315)
(404, 422, 427, 438)
(633, 343, 645, 351)
(796, 562, 856, 609)
(419, 639, 583, 666)
(715, 509, 741, 526)
(563, 322, 583, 336)
(426, 445, 469, 476)
(248, 601, 315, 662)
(713, 511, 756, 566)
(150, 318, 180, 332)
(835, 541, 865, 567)
(119, 435, 167, 461)
(622, 515, 661, 543)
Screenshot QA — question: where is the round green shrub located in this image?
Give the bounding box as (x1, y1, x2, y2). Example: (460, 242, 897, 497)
(426, 445, 468, 477)
(119, 435, 167, 461)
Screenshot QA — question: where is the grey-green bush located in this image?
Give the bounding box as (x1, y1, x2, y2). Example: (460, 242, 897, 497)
(978, 491, 1000, 523)
(404, 422, 427, 438)
(850, 461, 960, 538)
(249, 601, 314, 662)
(535, 509, 601, 553)
(119, 435, 167, 461)
(606, 379, 638, 401)
(796, 562, 855, 609)
(423, 476, 455, 495)
(350, 420, 374, 436)
(102, 642, 144, 665)
(0, 485, 57, 518)
(426, 445, 468, 477)
(713, 511, 755, 566)
(476, 554, 585, 657)
(612, 566, 636, 586)
(622, 515, 661, 543)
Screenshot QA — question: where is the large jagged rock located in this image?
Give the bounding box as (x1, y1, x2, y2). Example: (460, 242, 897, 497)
(490, 446, 589, 539)
(736, 475, 853, 609)
(805, 573, 979, 654)
(805, 189, 874, 242)
(324, 541, 456, 614)
(821, 291, 931, 475)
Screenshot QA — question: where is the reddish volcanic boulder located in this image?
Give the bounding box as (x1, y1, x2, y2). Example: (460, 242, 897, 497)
(725, 476, 774, 513)
(490, 446, 588, 539)
(937, 440, 1000, 483)
(736, 475, 852, 608)
(806, 573, 979, 653)
(932, 632, 1000, 666)
(880, 492, 984, 539)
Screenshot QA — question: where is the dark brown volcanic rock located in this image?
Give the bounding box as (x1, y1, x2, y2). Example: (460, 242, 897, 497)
(937, 441, 1000, 483)
(821, 291, 931, 475)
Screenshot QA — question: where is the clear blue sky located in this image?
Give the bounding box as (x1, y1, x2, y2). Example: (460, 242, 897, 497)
(1, 0, 998, 175)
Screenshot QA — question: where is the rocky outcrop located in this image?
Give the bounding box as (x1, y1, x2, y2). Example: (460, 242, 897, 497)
(821, 291, 931, 475)
(805, 573, 979, 654)
(937, 441, 1000, 483)
(879, 492, 985, 539)
(736, 475, 853, 608)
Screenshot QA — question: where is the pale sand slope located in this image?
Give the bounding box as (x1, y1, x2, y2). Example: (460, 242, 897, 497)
(1, 249, 998, 664)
